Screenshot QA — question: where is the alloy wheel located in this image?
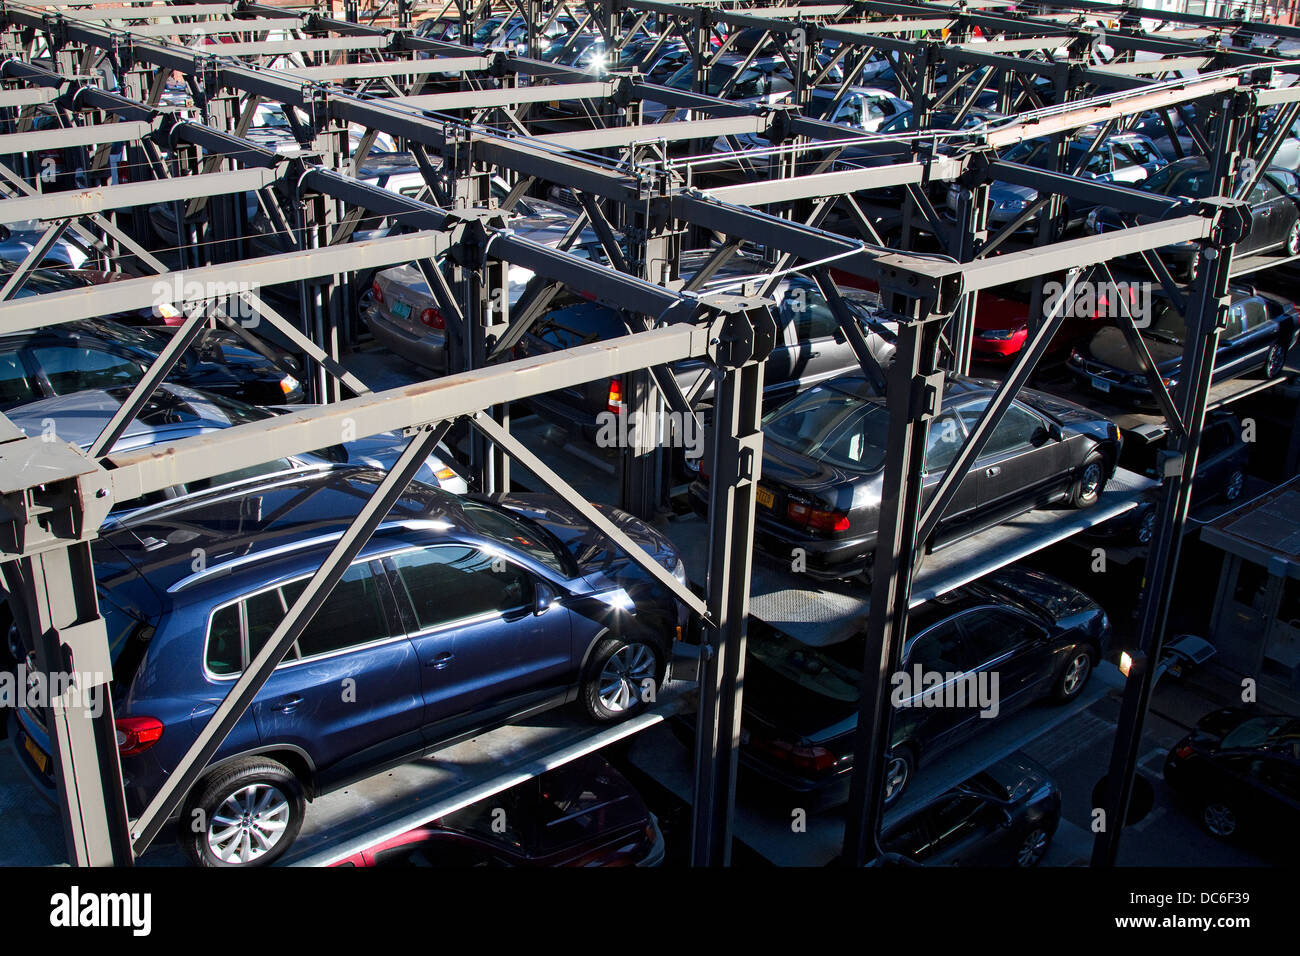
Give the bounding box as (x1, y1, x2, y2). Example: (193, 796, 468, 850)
(598, 643, 657, 713)
(207, 783, 293, 865)
(1203, 802, 1237, 838)
(1080, 462, 1104, 502)
(1062, 651, 1091, 697)
(884, 754, 910, 802)
(1017, 828, 1050, 866)
(1224, 470, 1244, 501)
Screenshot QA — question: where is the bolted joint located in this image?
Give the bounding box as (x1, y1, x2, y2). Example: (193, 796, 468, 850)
(302, 85, 331, 131)
(444, 208, 508, 268)
(1195, 196, 1251, 247)
(700, 295, 778, 369)
(957, 149, 994, 190)
(488, 50, 509, 79)
(908, 371, 945, 422)
(762, 103, 798, 145)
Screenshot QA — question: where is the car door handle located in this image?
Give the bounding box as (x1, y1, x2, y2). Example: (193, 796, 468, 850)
(271, 696, 303, 713)
(427, 653, 455, 670)
(985, 466, 1001, 478)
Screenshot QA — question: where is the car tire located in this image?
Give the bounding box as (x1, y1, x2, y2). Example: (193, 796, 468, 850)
(1287, 221, 1300, 257)
(1069, 451, 1109, 508)
(1223, 469, 1244, 502)
(179, 757, 306, 867)
(1134, 507, 1156, 545)
(1264, 341, 1286, 379)
(1201, 800, 1239, 839)
(1015, 826, 1052, 867)
(1053, 645, 1095, 701)
(883, 746, 915, 806)
(581, 636, 663, 723)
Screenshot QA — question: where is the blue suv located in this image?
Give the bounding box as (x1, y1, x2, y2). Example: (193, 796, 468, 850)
(9, 467, 688, 866)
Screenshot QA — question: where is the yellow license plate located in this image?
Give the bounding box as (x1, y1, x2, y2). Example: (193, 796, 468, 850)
(23, 733, 48, 774)
(755, 486, 774, 510)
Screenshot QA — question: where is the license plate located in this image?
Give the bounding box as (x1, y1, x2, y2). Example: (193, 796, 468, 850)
(391, 299, 412, 320)
(1091, 376, 1111, 394)
(23, 733, 48, 774)
(755, 486, 774, 510)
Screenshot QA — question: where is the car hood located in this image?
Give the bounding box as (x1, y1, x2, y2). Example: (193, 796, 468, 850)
(1084, 326, 1180, 372)
(991, 182, 1039, 205)
(1192, 707, 1252, 743)
(979, 752, 1056, 801)
(493, 494, 681, 588)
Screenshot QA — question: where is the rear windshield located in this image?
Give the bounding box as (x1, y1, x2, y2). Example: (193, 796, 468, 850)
(532, 298, 628, 348)
(763, 385, 889, 472)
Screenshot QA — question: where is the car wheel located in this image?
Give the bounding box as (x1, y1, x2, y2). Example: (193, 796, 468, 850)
(1287, 220, 1300, 257)
(1264, 341, 1286, 379)
(1223, 469, 1244, 502)
(1069, 452, 1108, 508)
(1054, 646, 1095, 701)
(582, 636, 663, 723)
(1016, 827, 1052, 867)
(1202, 800, 1239, 839)
(883, 747, 914, 806)
(180, 757, 305, 867)
(1185, 255, 1199, 283)
(1135, 508, 1157, 545)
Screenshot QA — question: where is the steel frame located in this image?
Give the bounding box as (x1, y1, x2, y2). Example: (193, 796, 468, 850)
(0, 0, 1291, 870)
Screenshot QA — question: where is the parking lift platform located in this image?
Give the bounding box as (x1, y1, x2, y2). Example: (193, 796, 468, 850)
(278, 684, 694, 867)
(664, 466, 1157, 646)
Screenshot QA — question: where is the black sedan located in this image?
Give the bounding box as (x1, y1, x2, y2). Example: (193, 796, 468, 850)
(1086, 158, 1300, 278)
(1164, 708, 1300, 845)
(874, 753, 1062, 866)
(1067, 287, 1296, 407)
(1085, 411, 1249, 544)
(0, 318, 303, 411)
(728, 566, 1110, 808)
(691, 375, 1122, 581)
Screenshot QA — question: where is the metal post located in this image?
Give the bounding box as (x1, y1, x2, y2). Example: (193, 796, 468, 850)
(841, 301, 946, 867)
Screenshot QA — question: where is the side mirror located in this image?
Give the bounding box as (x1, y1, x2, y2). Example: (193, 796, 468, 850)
(534, 582, 558, 615)
(1048, 423, 1065, 443)
(1000, 810, 1015, 829)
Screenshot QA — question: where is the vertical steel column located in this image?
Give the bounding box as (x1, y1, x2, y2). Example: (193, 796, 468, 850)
(841, 302, 946, 867)
(690, 305, 772, 867)
(899, 44, 937, 251)
(4, 544, 133, 865)
(949, 180, 989, 375)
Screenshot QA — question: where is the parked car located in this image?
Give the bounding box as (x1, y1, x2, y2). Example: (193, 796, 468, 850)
(4, 384, 468, 514)
(1086, 159, 1300, 277)
(967, 272, 1117, 363)
(1066, 286, 1297, 406)
(333, 754, 665, 866)
(680, 566, 1109, 808)
(946, 131, 1167, 237)
(1084, 411, 1249, 544)
(9, 467, 688, 866)
(1164, 707, 1300, 843)
(519, 252, 897, 444)
(362, 193, 605, 372)
(0, 220, 91, 269)
(645, 55, 798, 121)
(0, 318, 302, 411)
(690, 375, 1122, 580)
(865, 752, 1062, 866)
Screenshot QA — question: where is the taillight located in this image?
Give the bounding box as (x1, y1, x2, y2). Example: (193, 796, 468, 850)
(786, 500, 850, 533)
(115, 717, 164, 756)
(758, 738, 837, 774)
(371, 278, 384, 305)
(420, 307, 445, 330)
(607, 377, 626, 416)
(1175, 744, 1195, 760)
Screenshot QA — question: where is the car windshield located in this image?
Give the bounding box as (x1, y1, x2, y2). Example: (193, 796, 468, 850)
(459, 499, 572, 576)
(5, 269, 89, 296)
(1143, 163, 1210, 198)
(1221, 715, 1300, 750)
(666, 62, 763, 96)
(1003, 140, 1088, 170)
(763, 384, 889, 472)
(1144, 301, 1188, 344)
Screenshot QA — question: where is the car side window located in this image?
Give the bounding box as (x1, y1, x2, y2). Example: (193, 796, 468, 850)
(1085, 149, 1111, 176)
(1250, 178, 1283, 204)
(0, 349, 38, 408)
(958, 400, 1044, 457)
(924, 412, 965, 472)
(26, 345, 142, 395)
(906, 618, 970, 676)
(1223, 303, 1247, 339)
(958, 607, 1045, 666)
(782, 286, 840, 341)
(205, 561, 393, 676)
(1240, 299, 1269, 330)
(392, 545, 534, 631)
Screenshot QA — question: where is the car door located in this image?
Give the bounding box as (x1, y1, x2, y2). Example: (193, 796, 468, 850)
(1236, 296, 1280, 373)
(386, 544, 573, 739)
(1214, 300, 1254, 378)
(896, 616, 979, 753)
(0, 345, 42, 409)
(955, 605, 1055, 710)
(1246, 176, 1289, 254)
(245, 560, 426, 784)
(916, 793, 1003, 865)
(958, 398, 1070, 519)
(23, 342, 146, 397)
(1191, 418, 1237, 507)
(781, 282, 859, 388)
(920, 410, 982, 539)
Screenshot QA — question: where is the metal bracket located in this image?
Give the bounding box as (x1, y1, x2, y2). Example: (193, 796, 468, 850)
(700, 295, 777, 368)
(444, 207, 509, 268)
(910, 370, 945, 422)
(1155, 448, 1184, 479)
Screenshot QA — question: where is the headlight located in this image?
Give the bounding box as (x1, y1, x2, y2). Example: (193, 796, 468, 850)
(994, 197, 1029, 213)
(433, 465, 458, 485)
(671, 556, 688, 587)
(976, 325, 1023, 340)
(1086, 209, 1099, 232)
(1068, 350, 1084, 365)
(279, 375, 300, 395)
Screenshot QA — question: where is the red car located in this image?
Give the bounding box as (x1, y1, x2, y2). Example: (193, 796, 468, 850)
(333, 755, 665, 868)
